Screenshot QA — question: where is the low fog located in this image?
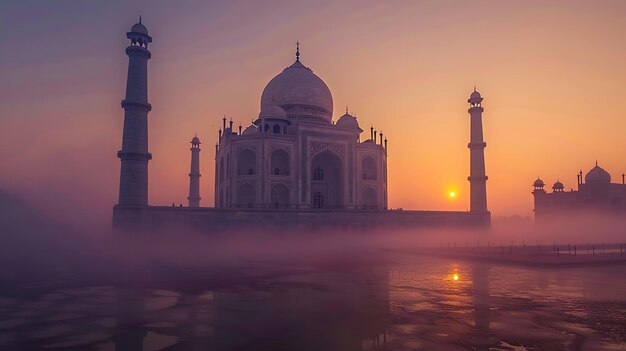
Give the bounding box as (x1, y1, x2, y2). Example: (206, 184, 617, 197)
(1, 189, 625, 293)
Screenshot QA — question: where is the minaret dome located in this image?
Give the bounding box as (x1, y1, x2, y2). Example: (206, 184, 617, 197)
(127, 18, 152, 48)
(468, 88, 483, 107)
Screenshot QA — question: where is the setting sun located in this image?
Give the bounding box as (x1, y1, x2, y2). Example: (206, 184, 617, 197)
(453, 274, 459, 281)
(449, 191, 456, 199)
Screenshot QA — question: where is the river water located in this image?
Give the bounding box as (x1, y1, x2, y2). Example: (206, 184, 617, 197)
(0, 253, 624, 350)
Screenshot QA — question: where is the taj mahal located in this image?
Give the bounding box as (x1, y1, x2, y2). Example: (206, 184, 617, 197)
(214, 43, 388, 211)
(113, 20, 491, 232)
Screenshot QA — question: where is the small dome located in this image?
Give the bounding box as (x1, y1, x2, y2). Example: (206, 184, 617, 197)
(585, 163, 611, 184)
(552, 181, 564, 190)
(336, 113, 361, 130)
(242, 125, 258, 135)
(259, 103, 287, 119)
(191, 136, 200, 144)
(533, 178, 544, 187)
(470, 91, 481, 99)
(131, 22, 148, 35)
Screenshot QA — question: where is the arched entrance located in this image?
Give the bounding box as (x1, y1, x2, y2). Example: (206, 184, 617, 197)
(310, 150, 343, 209)
(237, 149, 256, 176)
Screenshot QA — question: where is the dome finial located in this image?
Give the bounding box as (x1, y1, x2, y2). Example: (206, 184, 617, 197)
(296, 41, 300, 61)
(596, 160, 598, 166)
(473, 85, 476, 92)
(346, 106, 349, 114)
(139, 16, 142, 24)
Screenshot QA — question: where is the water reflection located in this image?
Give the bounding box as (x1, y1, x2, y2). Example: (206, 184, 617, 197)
(471, 264, 491, 350)
(113, 288, 147, 350)
(0, 256, 625, 350)
(103, 268, 390, 351)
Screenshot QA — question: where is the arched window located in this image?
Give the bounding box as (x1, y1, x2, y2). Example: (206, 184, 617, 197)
(237, 183, 255, 208)
(264, 124, 270, 133)
(271, 184, 290, 208)
(363, 188, 378, 209)
(219, 157, 224, 182)
(310, 150, 343, 208)
(270, 149, 290, 176)
(273, 124, 281, 134)
(226, 153, 230, 177)
(362, 157, 377, 180)
(237, 149, 256, 176)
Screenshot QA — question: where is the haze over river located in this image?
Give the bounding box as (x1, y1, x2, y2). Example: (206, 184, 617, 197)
(1, 249, 625, 351)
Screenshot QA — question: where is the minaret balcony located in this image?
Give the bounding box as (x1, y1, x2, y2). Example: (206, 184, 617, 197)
(467, 142, 487, 149)
(125, 45, 151, 58)
(468, 175, 488, 181)
(468, 106, 484, 113)
(121, 100, 152, 111)
(117, 151, 152, 161)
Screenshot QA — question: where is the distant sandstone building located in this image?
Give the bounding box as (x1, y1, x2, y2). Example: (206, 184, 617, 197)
(532, 163, 626, 220)
(112, 20, 491, 232)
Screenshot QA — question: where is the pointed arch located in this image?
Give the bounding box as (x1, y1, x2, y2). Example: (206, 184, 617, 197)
(236, 183, 255, 208)
(270, 149, 290, 176)
(310, 150, 343, 208)
(237, 149, 256, 176)
(362, 157, 377, 180)
(270, 183, 290, 208)
(362, 188, 378, 209)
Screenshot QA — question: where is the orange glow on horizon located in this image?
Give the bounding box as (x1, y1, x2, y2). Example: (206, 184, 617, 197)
(1, 1, 626, 225)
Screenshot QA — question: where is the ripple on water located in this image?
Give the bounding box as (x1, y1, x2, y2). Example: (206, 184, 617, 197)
(144, 296, 179, 311)
(41, 331, 110, 348)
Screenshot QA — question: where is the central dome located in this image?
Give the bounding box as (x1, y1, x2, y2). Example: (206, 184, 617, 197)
(585, 164, 611, 184)
(260, 59, 333, 122)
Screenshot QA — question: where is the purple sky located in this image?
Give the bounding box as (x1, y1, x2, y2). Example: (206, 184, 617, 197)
(2, 0, 626, 229)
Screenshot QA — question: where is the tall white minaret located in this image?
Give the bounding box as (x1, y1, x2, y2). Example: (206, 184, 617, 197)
(188, 136, 201, 207)
(117, 19, 152, 207)
(468, 88, 488, 213)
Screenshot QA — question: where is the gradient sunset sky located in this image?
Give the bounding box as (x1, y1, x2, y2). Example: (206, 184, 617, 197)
(1, 0, 625, 227)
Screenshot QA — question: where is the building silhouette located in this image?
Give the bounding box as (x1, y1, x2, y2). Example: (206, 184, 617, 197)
(188, 136, 201, 207)
(214, 44, 387, 210)
(112, 20, 490, 232)
(468, 89, 488, 213)
(116, 19, 152, 207)
(532, 162, 626, 219)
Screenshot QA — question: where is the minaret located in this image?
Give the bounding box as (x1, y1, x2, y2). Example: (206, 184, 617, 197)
(117, 19, 152, 206)
(188, 136, 201, 207)
(532, 178, 546, 221)
(467, 88, 488, 214)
